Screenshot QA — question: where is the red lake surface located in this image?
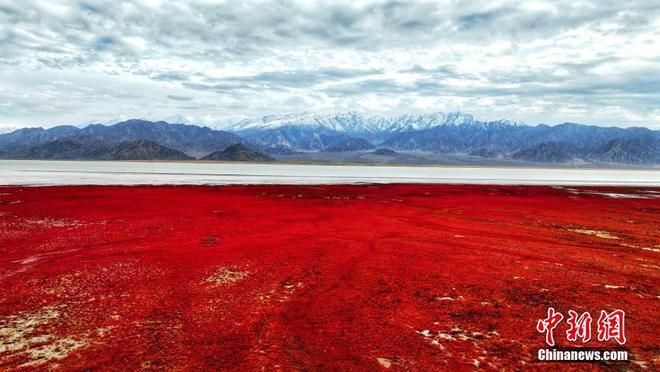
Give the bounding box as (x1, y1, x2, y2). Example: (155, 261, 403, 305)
(0, 184, 658, 370)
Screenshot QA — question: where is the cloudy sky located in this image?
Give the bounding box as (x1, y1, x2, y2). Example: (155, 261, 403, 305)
(1, 0, 659, 129)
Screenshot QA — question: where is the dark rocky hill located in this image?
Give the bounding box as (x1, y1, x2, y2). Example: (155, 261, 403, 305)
(111, 140, 193, 160)
(201, 144, 274, 162)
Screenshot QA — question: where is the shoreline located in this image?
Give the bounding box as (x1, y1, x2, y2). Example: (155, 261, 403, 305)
(2, 157, 659, 171)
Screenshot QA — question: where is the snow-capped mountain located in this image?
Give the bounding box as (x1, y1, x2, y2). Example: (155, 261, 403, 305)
(227, 111, 524, 139)
(227, 111, 531, 153)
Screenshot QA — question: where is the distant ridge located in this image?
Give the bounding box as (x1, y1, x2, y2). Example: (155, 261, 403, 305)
(1, 113, 658, 166)
(0, 119, 241, 159)
(21, 137, 192, 160)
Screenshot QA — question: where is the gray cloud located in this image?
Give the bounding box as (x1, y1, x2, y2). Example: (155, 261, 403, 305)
(183, 67, 384, 94)
(167, 94, 193, 101)
(0, 0, 659, 128)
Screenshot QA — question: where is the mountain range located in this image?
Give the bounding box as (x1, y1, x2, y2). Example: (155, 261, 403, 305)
(22, 137, 193, 161)
(1, 112, 658, 166)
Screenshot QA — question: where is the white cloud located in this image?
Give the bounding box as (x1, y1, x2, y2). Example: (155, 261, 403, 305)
(0, 0, 659, 128)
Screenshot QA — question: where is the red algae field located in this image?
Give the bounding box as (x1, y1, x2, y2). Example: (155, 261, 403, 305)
(0, 184, 658, 370)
